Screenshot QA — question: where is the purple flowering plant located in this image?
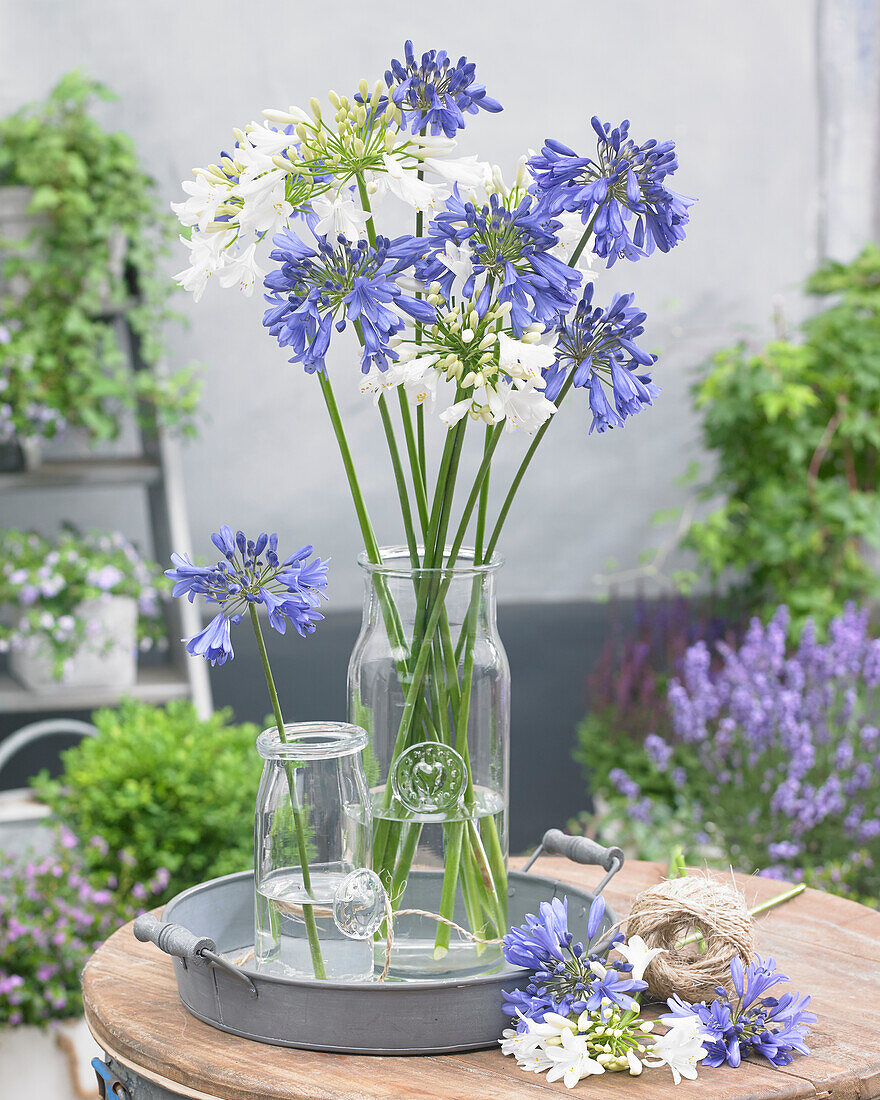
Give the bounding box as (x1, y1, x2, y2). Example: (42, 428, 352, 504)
(663, 955, 815, 1068)
(0, 826, 166, 1028)
(500, 894, 714, 1083)
(0, 527, 165, 680)
(167, 527, 330, 979)
(501, 894, 645, 1025)
(171, 41, 693, 966)
(606, 604, 880, 903)
(499, 887, 813, 1085)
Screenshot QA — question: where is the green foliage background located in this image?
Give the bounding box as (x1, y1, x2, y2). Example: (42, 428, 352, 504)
(684, 245, 880, 630)
(0, 72, 199, 441)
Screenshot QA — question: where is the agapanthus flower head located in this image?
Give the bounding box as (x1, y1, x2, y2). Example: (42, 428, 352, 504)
(662, 954, 815, 1068)
(502, 893, 640, 1025)
(528, 117, 694, 267)
(546, 283, 658, 433)
(382, 41, 502, 137)
(417, 189, 582, 333)
(263, 229, 434, 375)
(378, 293, 559, 434)
(166, 527, 329, 666)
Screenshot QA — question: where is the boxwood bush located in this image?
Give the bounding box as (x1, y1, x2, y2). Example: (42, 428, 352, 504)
(33, 699, 262, 905)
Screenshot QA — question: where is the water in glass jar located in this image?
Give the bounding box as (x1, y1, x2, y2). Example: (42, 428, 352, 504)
(373, 786, 508, 980)
(255, 868, 374, 981)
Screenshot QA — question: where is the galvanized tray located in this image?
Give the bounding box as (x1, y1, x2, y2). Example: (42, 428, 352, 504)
(134, 829, 623, 1055)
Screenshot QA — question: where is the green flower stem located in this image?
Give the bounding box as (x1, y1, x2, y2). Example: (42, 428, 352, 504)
(397, 390, 430, 540)
(417, 403, 427, 486)
(458, 842, 489, 952)
(355, 173, 377, 248)
(748, 882, 806, 916)
(675, 883, 807, 948)
(248, 604, 326, 981)
(569, 208, 600, 269)
(377, 430, 507, 938)
(317, 371, 381, 562)
(389, 822, 422, 909)
(484, 374, 575, 561)
(481, 814, 508, 924)
(482, 214, 597, 561)
(433, 821, 465, 958)
(377, 393, 421, 569)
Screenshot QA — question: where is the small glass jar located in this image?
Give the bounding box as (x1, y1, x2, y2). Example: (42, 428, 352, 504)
(254, 722, 373, 981)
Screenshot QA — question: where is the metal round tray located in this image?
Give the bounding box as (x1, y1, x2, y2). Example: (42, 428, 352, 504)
(134, 830, 623, 1055)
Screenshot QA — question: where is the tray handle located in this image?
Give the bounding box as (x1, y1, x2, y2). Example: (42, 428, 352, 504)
(523, 828, 624, 897)
(133, 913, 258, 998)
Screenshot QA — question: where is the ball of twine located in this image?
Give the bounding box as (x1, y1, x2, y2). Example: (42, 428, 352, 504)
(625, 873, 755, 1002)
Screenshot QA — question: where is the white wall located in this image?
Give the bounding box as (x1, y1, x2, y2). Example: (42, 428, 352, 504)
(1, 0, 875, 608)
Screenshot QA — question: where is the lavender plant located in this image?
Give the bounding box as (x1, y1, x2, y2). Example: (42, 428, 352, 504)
(0, 827, 165, 1028)
(608, 605, 880, 903)
(170, 39, 693, 959)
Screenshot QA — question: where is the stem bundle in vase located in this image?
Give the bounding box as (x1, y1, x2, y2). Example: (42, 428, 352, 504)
(172, 41, 694, 972)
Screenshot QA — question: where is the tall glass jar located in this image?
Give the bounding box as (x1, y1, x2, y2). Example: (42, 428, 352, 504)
(348, 547, 509, 979)
(254, 722, 373, 981)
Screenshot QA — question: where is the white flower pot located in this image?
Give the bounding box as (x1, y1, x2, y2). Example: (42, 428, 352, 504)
(10, 596, 138, 693)
(0, 789, 52, 859)
(0, 1017, 102, 1100)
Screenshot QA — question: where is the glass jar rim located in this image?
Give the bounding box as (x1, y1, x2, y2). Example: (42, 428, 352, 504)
(257, 723, 368, 760)
(357, 545, 503, 577)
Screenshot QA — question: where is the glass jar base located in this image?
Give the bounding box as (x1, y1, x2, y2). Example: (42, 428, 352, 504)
(255, 869, 374, 981)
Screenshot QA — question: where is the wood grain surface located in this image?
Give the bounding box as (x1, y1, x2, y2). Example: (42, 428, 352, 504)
(82, 858, 880, 1099)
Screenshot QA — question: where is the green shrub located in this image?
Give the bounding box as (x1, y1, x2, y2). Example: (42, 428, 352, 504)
(684, 245, 880, 632)
(33, 699, 262, 904)
(0, 71, 199, 443)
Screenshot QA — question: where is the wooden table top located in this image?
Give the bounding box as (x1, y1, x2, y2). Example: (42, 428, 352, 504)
(82, 857, 880, 1100)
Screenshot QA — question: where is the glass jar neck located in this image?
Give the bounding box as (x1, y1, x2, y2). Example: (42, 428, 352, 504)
(257, 722, 368, 761)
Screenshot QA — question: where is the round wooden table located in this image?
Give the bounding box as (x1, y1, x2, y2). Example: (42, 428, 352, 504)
(83, 858, 880, 1099)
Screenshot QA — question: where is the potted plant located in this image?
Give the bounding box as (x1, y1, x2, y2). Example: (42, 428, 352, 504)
(0, 527, 164, 691)
(0, 71, 199, 468)
(33, 699, 263, 902)
(0, 826, 165, 1100)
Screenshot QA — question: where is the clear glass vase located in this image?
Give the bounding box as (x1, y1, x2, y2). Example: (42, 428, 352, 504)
(254, 722, 373, 981)
(348, 546, 510, 979)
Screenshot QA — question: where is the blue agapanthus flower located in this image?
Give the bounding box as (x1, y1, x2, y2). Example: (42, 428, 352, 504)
(662, 955, 815, 1068)
(529, 117, 694, 267)
(543, 283, 658, 434)
(383, 41, 502, 137)
(417, 189, 582, 333)
(263, 230, 435, 375)
(501, 893, 642, 1028)
(166, 527, 329, 666)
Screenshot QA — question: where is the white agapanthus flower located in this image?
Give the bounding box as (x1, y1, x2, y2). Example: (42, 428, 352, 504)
(615, 935, 666, 983)
(216, 241, 266, 297)
(551, 210, 599, 278)
(172, 228, 234, 304)
(242, 119, 299, 157)
(367, 153, 445, 213)
(436, 241, 482, 301)
(312, 188, 369, 241)
(643, 1018, 707, 1084)
(543, 1028, 606, 1089)
(170, 173, 227, 233)
(497, 331, 558, 383)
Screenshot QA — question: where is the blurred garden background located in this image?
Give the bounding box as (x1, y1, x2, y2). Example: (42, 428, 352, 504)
(1, 0, 880, 1059)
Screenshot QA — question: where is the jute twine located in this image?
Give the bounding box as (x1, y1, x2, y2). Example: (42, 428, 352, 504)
(625, 872, 755, 1002)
